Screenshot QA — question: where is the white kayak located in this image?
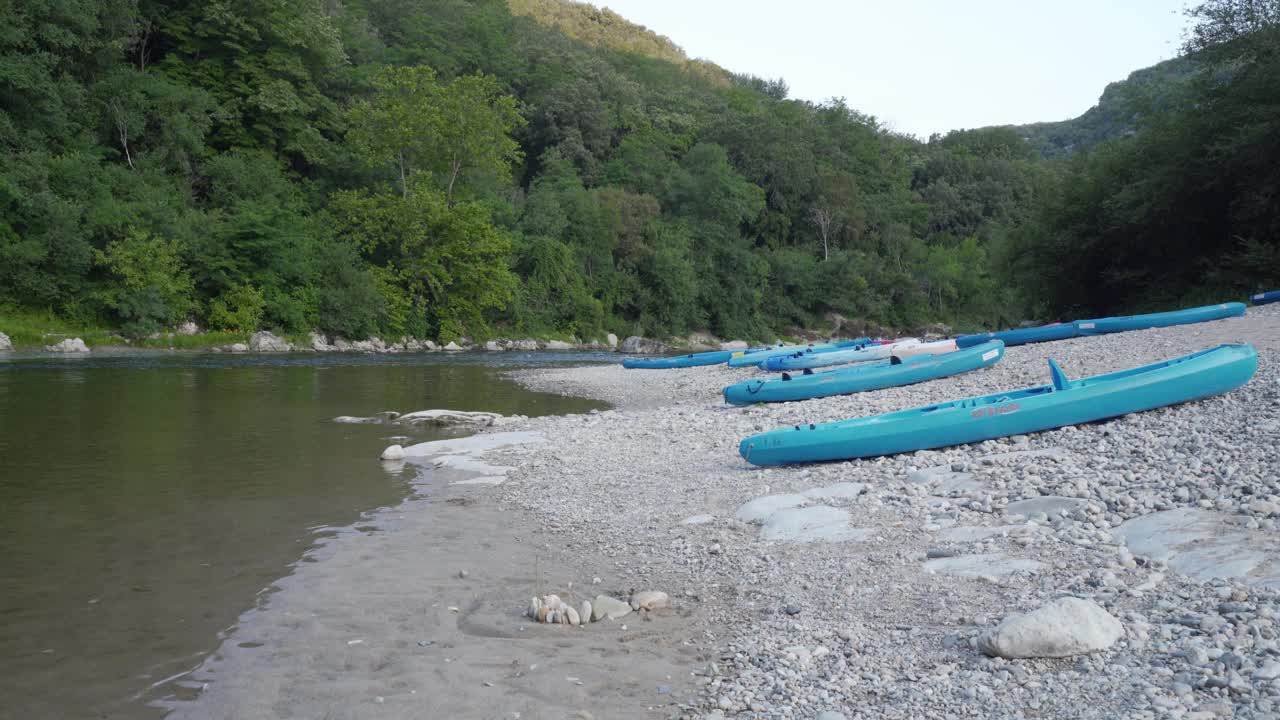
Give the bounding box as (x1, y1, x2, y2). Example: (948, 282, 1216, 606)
(764, 338, 922, 371)
(892, 338, 958, 360)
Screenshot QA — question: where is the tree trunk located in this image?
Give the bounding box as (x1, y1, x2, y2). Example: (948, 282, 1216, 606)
(446, 155, 461, 205)
(398, 151, 407, 198)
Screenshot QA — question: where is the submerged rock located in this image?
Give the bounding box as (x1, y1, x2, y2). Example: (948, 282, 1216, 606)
(45, 338, 89, 353)
(397, 409, 502, 428)
(978, 597, 1123, 659)
(380, 445, 405, 461)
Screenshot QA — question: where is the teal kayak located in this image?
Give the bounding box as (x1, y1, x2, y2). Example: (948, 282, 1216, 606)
(764, 339, 919, 371)
(1074, 302, 1245, 335)
(622, 342, 792, 369)
(738, 344, 1257, 466)
(725, 338, 869, 368)
(956, 323, 1077, 348)
(724, 340, 1004, 405)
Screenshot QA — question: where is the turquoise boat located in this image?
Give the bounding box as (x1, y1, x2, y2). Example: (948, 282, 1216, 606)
(738, 344, 1257, 466)
(724, 340, 1004, 405)
(1074, 302, 1245, 335)
(623, 350, 738, 369)
(956, 323, 1077, 348)
(725, 338, 869, 368)
(1252, 290, 1280, 306)
(764, 339, 913, 371)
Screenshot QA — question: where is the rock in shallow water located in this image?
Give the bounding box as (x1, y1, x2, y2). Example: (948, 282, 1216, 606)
(978, 597, 1123, 659)
(380, 445, 405, 461)
(44, 337, 89, 352)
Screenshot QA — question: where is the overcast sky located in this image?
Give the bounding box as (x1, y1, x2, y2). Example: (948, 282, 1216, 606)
(596, 0, 1193, 138)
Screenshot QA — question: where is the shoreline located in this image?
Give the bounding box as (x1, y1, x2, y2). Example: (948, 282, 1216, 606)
(162, 305, 1280, 719)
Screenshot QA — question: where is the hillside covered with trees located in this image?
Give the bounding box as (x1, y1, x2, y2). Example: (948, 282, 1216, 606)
(1, 0, 1276, 344)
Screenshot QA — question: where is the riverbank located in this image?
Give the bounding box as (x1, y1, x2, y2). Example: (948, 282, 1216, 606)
(164, 305, 1280, 718)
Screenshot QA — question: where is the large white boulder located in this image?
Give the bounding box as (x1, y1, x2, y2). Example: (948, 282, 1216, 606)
(0, 332, 12, 351)
(309, 332, 334, 351)
(443, 341, 463, 351)
(978, 597, 1123, 659)
(249, 331, 292, 352)
(543, 340, 574, 350)
(606, 333, 618, 348)
(45, 337, 89, 353)
(619, 336, 669, 354)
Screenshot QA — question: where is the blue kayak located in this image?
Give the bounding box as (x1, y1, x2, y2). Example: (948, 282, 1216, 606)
(738, 343, 1257, 466)
(764, 340, 913, 371)
(623, 350, 737, 369)
(1074, 302, 1246, 335)
(724, 340, 1005, 405)
(726, 338, 869, 368)
(1252, 290, 1280, 306)
(956, 324, 1077, 349)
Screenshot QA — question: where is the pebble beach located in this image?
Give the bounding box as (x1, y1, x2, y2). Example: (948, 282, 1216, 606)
(169, 304, 1280, 719)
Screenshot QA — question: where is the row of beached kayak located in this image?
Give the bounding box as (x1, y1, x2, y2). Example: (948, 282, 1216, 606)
(619, 296, 1270, 465)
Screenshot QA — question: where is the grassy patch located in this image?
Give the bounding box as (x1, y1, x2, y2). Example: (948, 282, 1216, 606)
(135, 331, 247, 350)
(0, 308, 120, 349)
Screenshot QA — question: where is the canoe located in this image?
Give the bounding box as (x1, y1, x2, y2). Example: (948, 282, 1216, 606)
(623, 350, 737, 369)
(738, 343, 1257, 466)
(724, 340, 1005, 405)
(892, 339, 958, 359)
(956, 323, 1077, 349)
(1252, 290, 1280, 306)
(622, 342, 789, 369)
(725, 338, 869, 368)
(764, 338, 921, 371)
(1074, 302, 1246, 335)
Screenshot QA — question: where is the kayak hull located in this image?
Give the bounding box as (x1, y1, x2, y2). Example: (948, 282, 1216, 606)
(726, 338, 869, 368)
(893, 339, 958, 359)
(738, 344, 1257, 466)
(1252, 290, 1280, 306)
(724, 340, 1005, 405)
(623, 351, 736, 369)
(1074, 302, 1246, 335)
(956, 324, 1077, 348)
(765, 339, 920, 371)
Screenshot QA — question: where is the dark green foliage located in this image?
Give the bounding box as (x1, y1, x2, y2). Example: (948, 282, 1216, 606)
(3, 0, 1273, 343)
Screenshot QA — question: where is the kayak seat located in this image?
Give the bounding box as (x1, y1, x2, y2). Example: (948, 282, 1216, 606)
(803, 368, 814, 375)
(1048, 358, 1069, 391)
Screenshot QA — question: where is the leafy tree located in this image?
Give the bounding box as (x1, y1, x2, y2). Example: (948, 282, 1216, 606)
(93, 230, 195, 335)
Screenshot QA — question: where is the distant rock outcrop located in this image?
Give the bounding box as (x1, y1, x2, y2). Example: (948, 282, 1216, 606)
(45, 338, 89, 353)
(249, 331, 292, 352)
(619, 336, 669, 354)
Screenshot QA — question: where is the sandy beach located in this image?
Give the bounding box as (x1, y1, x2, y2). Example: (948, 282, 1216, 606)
(165, 304, 1280, 719)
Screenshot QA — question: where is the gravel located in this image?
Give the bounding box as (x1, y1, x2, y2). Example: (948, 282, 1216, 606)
(491, 304, 1280, 719)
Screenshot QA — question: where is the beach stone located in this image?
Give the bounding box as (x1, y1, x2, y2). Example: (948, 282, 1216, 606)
(978, 597, 1123, 659)
(591, 595, 632, 621)
(542, 594, 563, 611)
(760, 506, 873, 543)
(1253, 661, 1280, 681)
(606, 333, 618, 348)
(565, 606, 581, 625)
(816, 713, 848, 720)
(528, 597, 541, 618)
(579, 601, 592, 624)
(228, 343, 249, 353)
(681, 514, 714, 525)
(801, 483, 866, 500)
(443, 341, 463, 351)
(380, 445, 405, 461)
(0, 332, 11, 351)
(923, 553, 1044, 578)
(249, 331, 292, 352)
(630, 591, 669, 611)
(735, 494, 808, 523)
(44, 337, 89, 353)
(1006, 496, 1088, 519)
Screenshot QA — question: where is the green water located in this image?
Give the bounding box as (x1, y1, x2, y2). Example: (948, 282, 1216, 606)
(0, 351, 606, 719)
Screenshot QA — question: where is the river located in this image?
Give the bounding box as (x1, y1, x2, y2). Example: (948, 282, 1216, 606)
(0, 350, 608, 719)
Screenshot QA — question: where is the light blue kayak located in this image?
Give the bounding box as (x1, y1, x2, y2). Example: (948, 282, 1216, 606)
(956, 323, 1077, 348)
(725, 338, 869, 368)
(764, 340, 916, 371)
(738, 343, 1257, 466)
(622, 342, 791, 369)
(1252, 290, 1280, 306)
(1074, 302, 1246, 335)
(724, 340, 1004, 405)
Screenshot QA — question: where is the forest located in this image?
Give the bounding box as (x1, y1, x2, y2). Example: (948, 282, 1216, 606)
(1, 0, 1276, 344)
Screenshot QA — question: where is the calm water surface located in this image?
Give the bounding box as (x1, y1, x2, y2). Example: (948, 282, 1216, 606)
(0, 350, 607, 719)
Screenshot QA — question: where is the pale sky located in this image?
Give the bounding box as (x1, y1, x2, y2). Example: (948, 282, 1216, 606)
(596, 0, 1193, 138)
